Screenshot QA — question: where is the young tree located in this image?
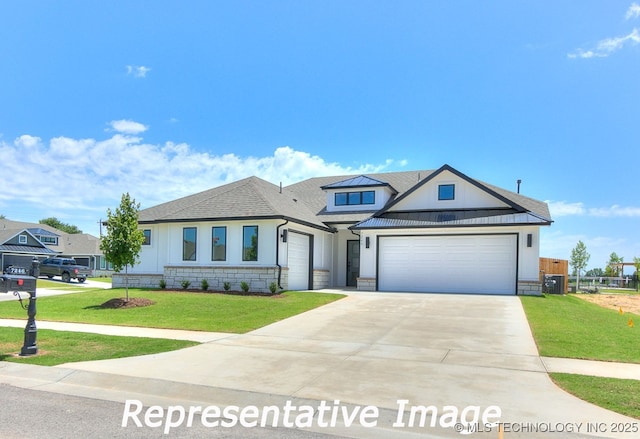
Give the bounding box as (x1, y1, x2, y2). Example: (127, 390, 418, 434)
(634, 257, 640, 292)
(606, 252, 624, 277)
(570, 240, 590, 290)
(100, 193, 145, 302)
(39, 217, 82, 234)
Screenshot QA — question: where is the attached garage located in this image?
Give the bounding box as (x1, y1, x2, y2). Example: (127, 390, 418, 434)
(377, 234, 517, 295)
(287, 231, 312, 290)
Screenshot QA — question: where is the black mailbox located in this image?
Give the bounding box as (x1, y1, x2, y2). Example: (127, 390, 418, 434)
(0, 275, 37, 294)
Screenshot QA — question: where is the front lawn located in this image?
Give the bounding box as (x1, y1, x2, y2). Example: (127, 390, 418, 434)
(0, 327, 197, 366)
(0, 289, 345, 333)
(521, 294, 640, 420)
(520, 294, 640, 363)
(550, 373, 640, 420)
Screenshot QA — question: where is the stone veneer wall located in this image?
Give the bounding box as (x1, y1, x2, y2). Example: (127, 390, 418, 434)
(357, 277, 376, 291)
(114, 266, 329, 292)
(313, 269, 330, 289)
(165, 266, 280, 293)
(114, 266, 282, 293)
(112, 273, 163, 289)
(517, 280, 542, 296)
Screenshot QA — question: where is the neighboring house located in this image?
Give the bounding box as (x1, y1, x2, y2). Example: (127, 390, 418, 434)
(0, 219, 110, 275)
(122, 164, 552, 295)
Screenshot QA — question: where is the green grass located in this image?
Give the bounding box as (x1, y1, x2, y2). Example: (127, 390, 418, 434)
(522, 294, 640, 419)
(550, 373, 640, 419)
(0, 289, 345, 333)
(88, 277, 113, 284)
(520, 294, 640, 363)
(0, 327, 197, 366)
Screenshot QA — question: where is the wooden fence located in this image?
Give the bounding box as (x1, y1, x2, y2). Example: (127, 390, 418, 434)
(539, 258, 569, 293)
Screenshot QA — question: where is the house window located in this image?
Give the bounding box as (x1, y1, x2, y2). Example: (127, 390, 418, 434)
(183, 227, 197, 261)
(18, 234, 27, 244)
(212, 227, 227, 261)
(142, 229, 151, 245)
(335, 191, 375, 206)
(243, 226, 258, 261)
(438, 184, 455, 200)
(39, 236, 58, 245)
(361, 191, 375, 204)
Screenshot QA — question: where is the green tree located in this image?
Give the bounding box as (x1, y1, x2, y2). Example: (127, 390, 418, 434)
(634, 257, 640, 292)
(39, 217, 82, 234)
(100, 193, 145, 301)
(570, 240, 590, 290)
(0, 214, 6, 219)
(606, 252, 624, 277)
(585, 268, 604, 277)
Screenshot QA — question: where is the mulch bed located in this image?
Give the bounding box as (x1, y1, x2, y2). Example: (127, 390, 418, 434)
(100, 298, 156, 309)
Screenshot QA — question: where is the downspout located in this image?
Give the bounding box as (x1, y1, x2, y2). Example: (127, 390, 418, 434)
(276, 220, 289, 289)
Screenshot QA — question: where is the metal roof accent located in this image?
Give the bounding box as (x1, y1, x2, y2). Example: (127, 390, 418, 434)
(27, 227, 60, 237)
(320, 175, 392, 190)
(0, 244, 58, 254)
(352, 210, 551, 229)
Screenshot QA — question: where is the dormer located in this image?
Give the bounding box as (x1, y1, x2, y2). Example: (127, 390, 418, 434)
(321, 175, 398, 212)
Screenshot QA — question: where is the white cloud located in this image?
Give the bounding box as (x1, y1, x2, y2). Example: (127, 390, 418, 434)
(0, 130, 400, 235)
(588, 205, 640, 217)
(126, 65, 151, 78)
(547, 201, 585, 217)
(109, 119, 149, 134)
(626, 2, 640, 19)
(568, 28, 640, 58)
(547, 200, 640, 218)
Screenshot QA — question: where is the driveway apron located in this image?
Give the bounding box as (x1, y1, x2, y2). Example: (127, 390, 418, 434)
(60, 292, 637, 438)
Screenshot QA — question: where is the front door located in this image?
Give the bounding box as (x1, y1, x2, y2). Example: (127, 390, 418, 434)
(346, 240, 360, 287)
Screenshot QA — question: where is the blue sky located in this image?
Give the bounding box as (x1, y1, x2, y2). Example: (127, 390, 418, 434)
(1, 1, 639, 271)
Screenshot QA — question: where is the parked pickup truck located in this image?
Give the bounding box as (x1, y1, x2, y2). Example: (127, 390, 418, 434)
(39, 257, 90, 283)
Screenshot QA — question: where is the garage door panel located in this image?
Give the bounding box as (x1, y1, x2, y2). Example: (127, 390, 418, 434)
(288, 232, 310, 290)
(378, 235, 516, 294)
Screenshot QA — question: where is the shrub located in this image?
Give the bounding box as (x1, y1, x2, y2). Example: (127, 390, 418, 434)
(240, 281, 250, 293)
(201, 279, 209, 291)
(269, 281, 278, 294)
(181, 280, 191, 290)
(223, 281, 231, 291)
(159, 279, 167, 289)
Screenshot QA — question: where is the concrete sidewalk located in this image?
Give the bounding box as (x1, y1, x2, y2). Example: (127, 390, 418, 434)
(1, 292, 639, 438)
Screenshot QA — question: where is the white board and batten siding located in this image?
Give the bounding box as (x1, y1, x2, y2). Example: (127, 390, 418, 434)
(378, 234, 517, 295)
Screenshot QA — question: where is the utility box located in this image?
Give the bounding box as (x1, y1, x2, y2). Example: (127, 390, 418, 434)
(0, 275, 37, 294)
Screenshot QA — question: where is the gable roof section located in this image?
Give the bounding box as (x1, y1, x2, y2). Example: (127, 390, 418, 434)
(286, 170, 431, 224)
(139, 176, 332, 231)
(352, 164, 552, 229)
(0, 228, 58, 255)
(0, 219, 103, 256)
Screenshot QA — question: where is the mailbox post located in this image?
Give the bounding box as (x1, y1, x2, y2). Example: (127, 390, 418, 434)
(0, 257, 39, 356)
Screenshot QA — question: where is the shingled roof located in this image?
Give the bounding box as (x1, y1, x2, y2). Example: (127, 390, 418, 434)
(138, 168, 551, 230)
(138, 176, 332, 231)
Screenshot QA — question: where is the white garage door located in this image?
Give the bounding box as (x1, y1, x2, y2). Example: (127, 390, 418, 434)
(287, 231, 310, 290)
(378, 234, 517, 294)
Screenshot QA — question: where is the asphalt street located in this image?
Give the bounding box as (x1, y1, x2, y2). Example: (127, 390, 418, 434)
(0, 383, 345, 439)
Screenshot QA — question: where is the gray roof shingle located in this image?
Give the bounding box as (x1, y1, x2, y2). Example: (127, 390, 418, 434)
(137, 168, 551, 230)
(139, 176, 332, 230)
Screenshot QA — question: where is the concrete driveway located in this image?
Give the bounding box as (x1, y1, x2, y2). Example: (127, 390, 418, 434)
(55, 291, 636, 438)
